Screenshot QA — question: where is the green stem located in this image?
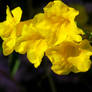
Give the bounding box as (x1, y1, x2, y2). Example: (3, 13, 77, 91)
(9, 54, 20, 77)
(11, 59, 20, 77)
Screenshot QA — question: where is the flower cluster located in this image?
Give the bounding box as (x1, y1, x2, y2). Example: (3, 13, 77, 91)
(0, 0, 92, 75)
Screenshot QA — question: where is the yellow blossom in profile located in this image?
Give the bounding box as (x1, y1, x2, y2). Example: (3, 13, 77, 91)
(46, 40, 92, 75)
(34, 0, 84, 46)
(15, 22, 48, 68)
(0, 6, 22, 55)
(0, 6, 22, 39)
(0, 6, 31, 55)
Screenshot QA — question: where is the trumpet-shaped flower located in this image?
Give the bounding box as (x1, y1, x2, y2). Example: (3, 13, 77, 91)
(46, 40, 92, 75)
(43, 0, 84, 45)
(0, 6, 22, 39)
(15, 23, 47, 68)
(0, 6, 22, 55)
(31, 0, 84, 47)
(0, 6, 31, 55)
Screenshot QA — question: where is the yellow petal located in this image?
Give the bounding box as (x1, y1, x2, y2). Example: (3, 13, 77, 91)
(68, 50, 92, 72)
(11, 7, 22, 24)
(15, 41, 30, 54)
(27, 40, 47, 68)
(32, 13, 53, 38)
(44, 0, 79, 21)
(6, 6, 13, 24)
(2, 30, 16, 56)
(46, 46, 72, 75)
(68, 40, 92, 72)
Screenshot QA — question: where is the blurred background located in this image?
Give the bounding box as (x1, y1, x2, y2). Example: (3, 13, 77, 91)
(0, 0, 92, 92)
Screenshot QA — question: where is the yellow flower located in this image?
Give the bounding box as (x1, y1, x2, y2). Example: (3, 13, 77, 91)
(43, 0, 84, 45)
(32, 0, 84, 46)
(0, 6, 22, 39)
(15, 22, 47, 68)
(0, 6, 22, 55)
(0, 6, 31, 55)
(46, 40, 92, 75)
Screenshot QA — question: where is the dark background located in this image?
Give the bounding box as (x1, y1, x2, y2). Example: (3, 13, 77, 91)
(0, 0, 92, 92)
